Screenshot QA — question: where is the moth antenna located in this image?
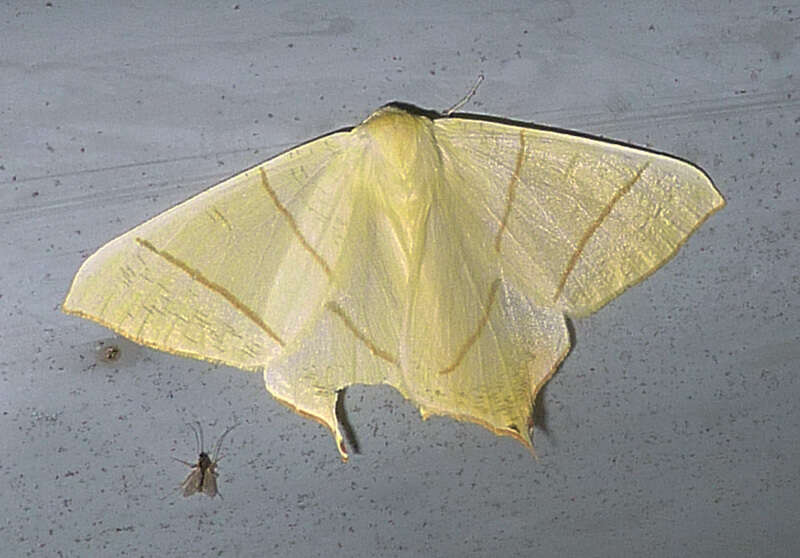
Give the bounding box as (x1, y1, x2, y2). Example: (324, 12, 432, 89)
(445, 74, 484, 115)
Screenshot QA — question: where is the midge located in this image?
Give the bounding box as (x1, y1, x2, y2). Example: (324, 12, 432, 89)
(175, 423, 237, 498)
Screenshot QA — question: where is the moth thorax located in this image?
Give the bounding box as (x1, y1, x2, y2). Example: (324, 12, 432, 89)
(360, 106, 435, 228)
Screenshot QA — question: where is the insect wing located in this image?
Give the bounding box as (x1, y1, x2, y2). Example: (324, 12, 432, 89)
(180, 464, 205, 497)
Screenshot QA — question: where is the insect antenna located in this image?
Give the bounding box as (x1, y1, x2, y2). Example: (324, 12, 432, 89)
(210, 423, 240, 462)
(444, 74, 484, 115)
(188, 421, 204, 456)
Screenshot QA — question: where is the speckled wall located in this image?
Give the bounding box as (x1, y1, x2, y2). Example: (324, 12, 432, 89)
(2, 2, 797, 556)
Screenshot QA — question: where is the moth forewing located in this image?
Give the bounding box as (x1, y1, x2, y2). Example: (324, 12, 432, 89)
(176, 423, 236, 498)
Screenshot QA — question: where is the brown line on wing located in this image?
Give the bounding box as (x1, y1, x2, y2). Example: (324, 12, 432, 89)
(494, 130, 526, 252)
(438, 278, 500, 375)
(136, 238, 286, 347)
(325, 301, 398, 365)
(553, 162, 650, 302)
(258, 167, 333, 278)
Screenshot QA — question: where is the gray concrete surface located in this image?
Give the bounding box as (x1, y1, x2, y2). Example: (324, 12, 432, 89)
(2, 1, 798, 556)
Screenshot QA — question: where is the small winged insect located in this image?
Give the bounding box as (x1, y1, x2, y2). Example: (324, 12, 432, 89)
(96, 341, 121, 362)
(175, 422, 237, 498)
(90, 337, 141, 368)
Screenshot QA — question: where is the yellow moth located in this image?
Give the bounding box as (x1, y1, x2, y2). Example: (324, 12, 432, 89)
(175, 423, 236, 498)
(63, 99, 724, 460)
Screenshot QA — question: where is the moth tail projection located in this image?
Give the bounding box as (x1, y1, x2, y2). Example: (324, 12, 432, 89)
(411, 282, 572, 455)
(261, 309, 376, 461)
(271, 388, 349, 462)
(261, 280, 572, 459)
(260, 281, 409, 461)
